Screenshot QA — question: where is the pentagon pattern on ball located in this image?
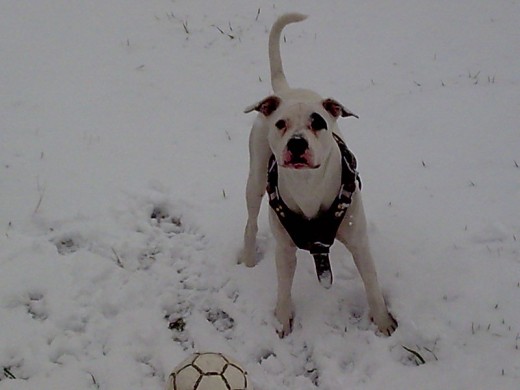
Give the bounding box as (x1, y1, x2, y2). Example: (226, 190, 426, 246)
(166, 352, 251, 390)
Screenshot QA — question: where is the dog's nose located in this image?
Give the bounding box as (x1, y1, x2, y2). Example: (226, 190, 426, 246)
(286, 137, 308, 156)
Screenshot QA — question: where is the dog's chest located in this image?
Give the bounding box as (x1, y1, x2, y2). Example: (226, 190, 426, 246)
(277, 173, 339, 219)
(267, 134, 360, 253)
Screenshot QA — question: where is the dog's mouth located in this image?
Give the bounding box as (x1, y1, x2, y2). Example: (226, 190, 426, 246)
(281, 149, 318, 169)
(281, 158, 320, 170)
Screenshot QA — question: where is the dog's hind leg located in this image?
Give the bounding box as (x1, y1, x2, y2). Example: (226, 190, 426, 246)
(238, 122, 271, 267)
(238, 177, 265, 267)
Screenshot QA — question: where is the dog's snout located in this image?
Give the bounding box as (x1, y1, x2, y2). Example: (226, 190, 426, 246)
(287, 137, 308, 156)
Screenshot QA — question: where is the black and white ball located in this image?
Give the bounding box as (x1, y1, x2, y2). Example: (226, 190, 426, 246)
(166, 352, 252, 390)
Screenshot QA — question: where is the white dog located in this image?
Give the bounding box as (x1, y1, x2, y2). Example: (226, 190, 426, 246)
(239, 13, 397, 337)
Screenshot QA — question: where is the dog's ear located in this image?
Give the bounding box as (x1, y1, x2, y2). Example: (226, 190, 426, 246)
(322, 98, 359, 119)
(244, 96, 281, 117)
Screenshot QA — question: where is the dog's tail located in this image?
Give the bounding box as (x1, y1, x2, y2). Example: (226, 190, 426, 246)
(269, 13, 308, 93)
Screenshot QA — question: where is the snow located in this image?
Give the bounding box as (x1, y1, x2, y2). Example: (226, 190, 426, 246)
(1, 1, 519, 389)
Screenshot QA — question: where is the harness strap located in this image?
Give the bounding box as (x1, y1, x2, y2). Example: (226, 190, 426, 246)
(267, 133, 360, 288)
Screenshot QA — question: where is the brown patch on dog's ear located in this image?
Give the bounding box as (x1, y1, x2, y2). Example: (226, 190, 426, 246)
(322, 98, 359, 119)
(244, 96, 281, 117)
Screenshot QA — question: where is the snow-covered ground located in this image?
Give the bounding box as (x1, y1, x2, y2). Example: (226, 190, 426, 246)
(1, 1, 519, 389)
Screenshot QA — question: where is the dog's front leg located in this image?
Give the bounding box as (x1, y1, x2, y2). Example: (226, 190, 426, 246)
(274, 241, 297, 337)
(349, 241, 397, 336)
(338, 193, 397, 336)
(270, 211, 297, 337)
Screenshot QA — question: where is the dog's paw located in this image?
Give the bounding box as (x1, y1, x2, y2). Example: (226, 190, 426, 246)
(237, 246, 257, 267)
(275, 315, 294, 338)
(275, 303, 294, 338)
(276, 317, 294, 338)
(372, 312, 398, 337)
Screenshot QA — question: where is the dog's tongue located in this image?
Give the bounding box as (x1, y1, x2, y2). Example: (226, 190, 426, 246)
(282, 149, 311, 168)
(284, 158, 309, 169)
(313, 254, 333, 289)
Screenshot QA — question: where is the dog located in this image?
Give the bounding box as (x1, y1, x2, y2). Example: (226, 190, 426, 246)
(239, 13, 397, 337)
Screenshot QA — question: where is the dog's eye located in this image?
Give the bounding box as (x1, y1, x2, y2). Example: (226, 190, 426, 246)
(310, 113, 327, 131)
(275, 119, 286, 130)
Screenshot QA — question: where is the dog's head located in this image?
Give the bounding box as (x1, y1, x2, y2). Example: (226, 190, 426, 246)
(245, 96, 358, 170)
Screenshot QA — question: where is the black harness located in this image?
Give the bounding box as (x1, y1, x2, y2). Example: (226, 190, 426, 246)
(267, 133, 361, 288)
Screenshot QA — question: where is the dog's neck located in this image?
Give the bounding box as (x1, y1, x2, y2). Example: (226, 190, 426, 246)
(277, 144, 342, 219)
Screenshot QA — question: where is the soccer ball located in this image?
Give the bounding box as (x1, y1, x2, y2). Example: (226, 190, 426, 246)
(166, 352, 252, 390)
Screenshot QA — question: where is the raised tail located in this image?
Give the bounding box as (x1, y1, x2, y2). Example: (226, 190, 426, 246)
(268, 13, 308, 93)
